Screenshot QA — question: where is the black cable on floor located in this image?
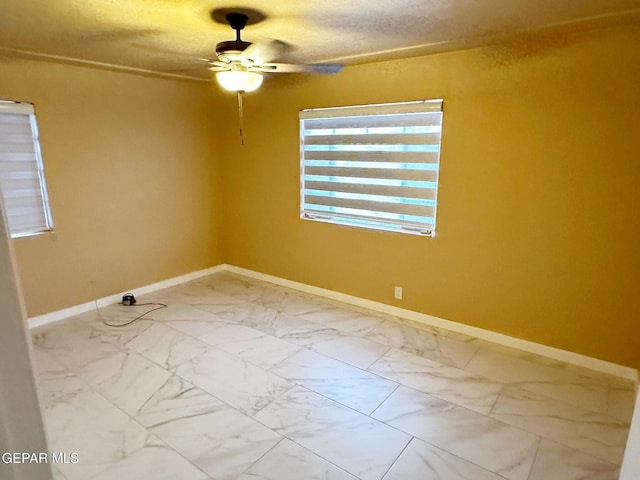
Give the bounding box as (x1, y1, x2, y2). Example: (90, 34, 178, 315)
(94, 300, 167, 328)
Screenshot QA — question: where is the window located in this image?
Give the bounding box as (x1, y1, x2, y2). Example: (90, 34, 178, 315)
(0, 101, 54, 238)
(300, 99, 443, 236)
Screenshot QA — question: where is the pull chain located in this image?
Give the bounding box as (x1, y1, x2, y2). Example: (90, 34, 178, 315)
(237, 91, 245, 146)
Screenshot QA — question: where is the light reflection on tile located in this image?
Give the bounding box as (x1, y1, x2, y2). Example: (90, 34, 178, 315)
(465, 344, 627, 417)
(194, 302, 277, 326)
(271, 348, 398, 414)
(383, 437, 506, 480)
(250, 310, 328, 339)
(52, 466, 68, 480)
(372, 386, 539, 480)
(291, 303, 385, 336)
(528, 438, 620, 480)
(89, 444, 209, 480)
(238, 438, 357, 480)
(254, 386, 411, 480)
(369, 348, 502, 414)
(607, 384, 637, 422)
(197, 323, 267, 347)
(366, 320, 478, 369)
(490, 386, 630, 465)
(174, 344, 293, 415)
(215, 332, 303, 370)
(283, 326, 389, 369)
(271, 291, 337, 317)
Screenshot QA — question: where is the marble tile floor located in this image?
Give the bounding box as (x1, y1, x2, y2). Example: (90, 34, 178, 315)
(30, 272, 636, 480)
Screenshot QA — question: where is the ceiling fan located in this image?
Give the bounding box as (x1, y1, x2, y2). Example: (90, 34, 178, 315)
(207, 8, 343, 93)
(206, 8, 343, 145)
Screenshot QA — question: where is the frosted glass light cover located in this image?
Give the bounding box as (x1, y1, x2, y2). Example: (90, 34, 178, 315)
(216, 70, 263, 92)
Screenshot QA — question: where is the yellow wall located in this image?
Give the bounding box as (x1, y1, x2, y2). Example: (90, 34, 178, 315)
(0, 60, 225, 316)
(219, 24, 640, 368)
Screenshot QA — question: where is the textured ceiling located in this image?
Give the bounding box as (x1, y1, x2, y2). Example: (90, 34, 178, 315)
(1, 0, 639, 81)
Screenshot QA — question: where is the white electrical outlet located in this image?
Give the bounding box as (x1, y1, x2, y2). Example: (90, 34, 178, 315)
(394, 286, 403, 300)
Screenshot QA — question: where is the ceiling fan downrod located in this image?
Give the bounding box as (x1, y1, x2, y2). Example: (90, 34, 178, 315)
(226, 13, 249, 41)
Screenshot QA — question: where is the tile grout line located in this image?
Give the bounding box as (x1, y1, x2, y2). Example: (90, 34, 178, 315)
(282, 437, 362, 480)
(234, 436, 288, 477)
(377, 435, 413, 480)
(368, 383, 401, 420)
(525, 437, 543, 480)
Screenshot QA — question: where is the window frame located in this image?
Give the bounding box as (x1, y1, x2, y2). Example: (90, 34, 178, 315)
(299, 99, 444, 237)
(0, 101, 54, 238)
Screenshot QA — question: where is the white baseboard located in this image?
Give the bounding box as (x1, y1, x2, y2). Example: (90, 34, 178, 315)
(27, 265, 226, 329)
(28, 262, 637, 382)
(224, 265, 638, 382)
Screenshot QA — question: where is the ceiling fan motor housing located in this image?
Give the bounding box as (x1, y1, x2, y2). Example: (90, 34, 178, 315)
(216, 40, 251, 61)
(216, 13, 251, 62)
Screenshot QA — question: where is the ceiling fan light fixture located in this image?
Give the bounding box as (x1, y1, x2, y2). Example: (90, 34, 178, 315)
(216, 70, 263, 92)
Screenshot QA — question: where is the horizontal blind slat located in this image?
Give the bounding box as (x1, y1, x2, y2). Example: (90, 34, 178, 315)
(304, 174, 436, 189)
(0, 161, 39, 173)
(0, 116, 34, 129)
(0, 137, 35, 142)
(304, 194, 436, 218)
(0, 153, 39, 162)
(301, 100, 442, 119)
(303, 132, 442, 146)
(4, 195, 45, 209)
(303, 114, 443, 130)
(0, 173, 43, 187)
(303, 189, 436, 207)
(305, 216, 433, 236)
(305, 181, 437, 200)
(4, 197, 47, 232)
(0, 103, 35, 115)
(304, 204, 434, 226)
(303, 160, 438, 170)
(303, 150, 440, 164)
(304, 144, 439, 154)
(305, 166, 438, 182)
(5, 216, 46, 230)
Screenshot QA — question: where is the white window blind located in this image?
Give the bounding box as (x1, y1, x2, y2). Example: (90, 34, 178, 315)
(300, 99, 443, 236)
(0, 101, 54, 238)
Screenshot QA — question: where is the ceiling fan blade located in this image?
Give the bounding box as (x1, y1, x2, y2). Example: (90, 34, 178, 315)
(259, 62, 343, 74)
(240, 39, 287, 65)
(207, 60, 231, 72)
